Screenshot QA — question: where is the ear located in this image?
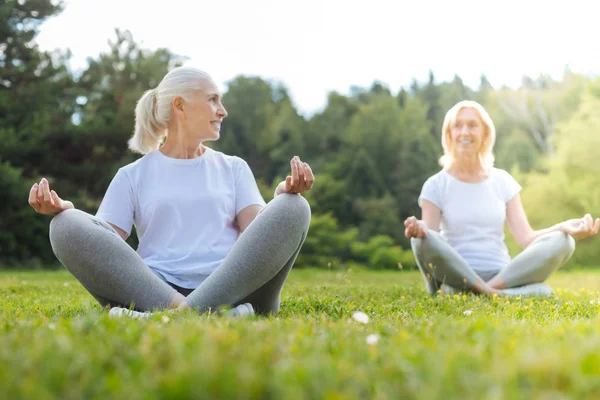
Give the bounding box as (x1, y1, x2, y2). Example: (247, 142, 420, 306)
(172, 96, 186, 115)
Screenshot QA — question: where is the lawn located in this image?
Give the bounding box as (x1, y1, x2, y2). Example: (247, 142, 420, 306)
(2, 268, 600, 399)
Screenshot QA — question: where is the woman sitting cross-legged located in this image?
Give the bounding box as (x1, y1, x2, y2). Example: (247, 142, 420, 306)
(28, 66, 313, 317)
(404, 100, 598, 296)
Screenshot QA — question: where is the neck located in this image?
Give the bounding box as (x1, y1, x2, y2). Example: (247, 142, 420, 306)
(448, 154, 484, 176)
(160, 126, 205, 159)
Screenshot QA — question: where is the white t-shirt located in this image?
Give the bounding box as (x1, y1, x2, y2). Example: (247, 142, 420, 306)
(418, 168, 522, 274)
(96, 147, 266, 288)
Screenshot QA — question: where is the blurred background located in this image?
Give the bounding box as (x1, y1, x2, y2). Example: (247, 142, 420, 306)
(1, 0, 599, 270)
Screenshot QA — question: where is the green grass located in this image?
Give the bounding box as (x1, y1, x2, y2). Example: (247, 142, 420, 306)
(3, 269, 600, 399)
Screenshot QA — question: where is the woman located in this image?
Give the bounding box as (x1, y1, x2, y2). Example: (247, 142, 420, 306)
(404, 100, 598, 296)
(28, 66, 313, 317)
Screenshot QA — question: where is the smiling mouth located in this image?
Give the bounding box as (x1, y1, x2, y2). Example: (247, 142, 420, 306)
(211, 122, 221, 129)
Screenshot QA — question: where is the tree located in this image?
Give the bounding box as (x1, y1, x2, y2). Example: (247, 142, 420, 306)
(0, 0, 75, 266)
(517, 80, 600, 266)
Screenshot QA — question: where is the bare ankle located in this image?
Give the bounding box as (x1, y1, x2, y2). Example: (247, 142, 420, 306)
(487, 277, 506, 290)
(168, 293, 188, 310)
(175, 301, 191, 311)
(470, 281, 497, 295)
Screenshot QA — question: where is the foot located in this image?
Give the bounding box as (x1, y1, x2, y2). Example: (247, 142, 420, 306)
(109, 307, 152, 319)
(500, 283, 553, 297)
(226, 303, 255, 317)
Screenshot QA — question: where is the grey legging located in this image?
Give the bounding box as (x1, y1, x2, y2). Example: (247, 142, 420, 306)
(49, 193, 311, 315)
(411, 230, 575, 293)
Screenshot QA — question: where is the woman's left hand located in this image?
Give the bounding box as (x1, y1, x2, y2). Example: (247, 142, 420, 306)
(275, 156, 315, 195)
(560, 214, 600, 239)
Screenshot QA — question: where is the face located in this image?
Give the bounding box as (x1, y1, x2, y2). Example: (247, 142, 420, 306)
(449, 107, 485, 157)
(177, 79, 228, 141)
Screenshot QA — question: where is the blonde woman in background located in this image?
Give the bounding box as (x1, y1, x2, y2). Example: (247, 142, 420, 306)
(404, 100, 599, 296)
(29, 66, 313, 317)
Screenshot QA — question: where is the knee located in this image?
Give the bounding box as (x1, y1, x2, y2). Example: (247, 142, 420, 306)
(271, 194, 311, 231)
(49, 209, 83, 248)
(544, 231, 576, 257)
(411, 230, 442, 255)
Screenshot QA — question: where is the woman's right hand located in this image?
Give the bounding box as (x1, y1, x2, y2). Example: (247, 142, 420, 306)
(404, 216, 428, 238)
(28, 178, 74, 216)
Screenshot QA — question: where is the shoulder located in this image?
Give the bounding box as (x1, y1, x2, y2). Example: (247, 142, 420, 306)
(116, 152, 160, 180)
(205, 148, 242, 164)
(119, 152, 158, 172)
(490, 168, 519, 184)
(207, 148, 250, 171)
(423, 169, 449, 188)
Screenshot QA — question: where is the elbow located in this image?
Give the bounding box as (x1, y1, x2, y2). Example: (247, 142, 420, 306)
(517, 234, 534, 249)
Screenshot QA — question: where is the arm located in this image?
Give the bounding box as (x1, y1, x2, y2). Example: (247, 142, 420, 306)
(507, 193, 600, 248)
(30, 177, 131, 242)
(404, 200, 441, 238)
(108, 223, 129, 241)
(235, 205, 263, 233)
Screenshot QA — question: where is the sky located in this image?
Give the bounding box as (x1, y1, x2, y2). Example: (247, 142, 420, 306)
(36, 0, 600, 116)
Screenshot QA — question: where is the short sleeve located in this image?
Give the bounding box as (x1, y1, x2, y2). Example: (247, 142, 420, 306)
(501, 170, 522, 203)
(418, 175, 442, 209)
(234, 158, 266, 214)
(96, 169, 135, 235)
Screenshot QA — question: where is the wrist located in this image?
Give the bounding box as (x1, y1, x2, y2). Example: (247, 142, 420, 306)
(274, 181, 285, 197)
(555, 222, 567, 233)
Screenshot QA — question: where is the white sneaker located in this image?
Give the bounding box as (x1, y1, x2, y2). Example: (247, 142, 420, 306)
(501, 283, 553, 297)
(226, 303, 255, 317)
(109, 307, 152, 319)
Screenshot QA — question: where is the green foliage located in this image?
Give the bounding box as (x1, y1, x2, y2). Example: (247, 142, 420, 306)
(295, 212, 358, 269)
(517, 79, 600, 266)
(0, 160, 54, 265)
(351, 235, 416, 270)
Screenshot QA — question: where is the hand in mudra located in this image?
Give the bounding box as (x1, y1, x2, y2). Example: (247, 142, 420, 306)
(28, 178, 74, 216)
(560, 214, 600, 239)
(276, 156, 315, 195)
(404, 216, 428, 239)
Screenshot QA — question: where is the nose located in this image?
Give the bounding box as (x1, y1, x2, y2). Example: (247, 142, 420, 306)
(218, 104, 228, 118)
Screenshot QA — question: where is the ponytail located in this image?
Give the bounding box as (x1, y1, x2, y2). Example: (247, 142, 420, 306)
(128, 89, 167, 154)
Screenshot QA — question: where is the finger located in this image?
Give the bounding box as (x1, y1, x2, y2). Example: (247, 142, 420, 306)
(285, 176, 293, 192)
(593, 218, 600, 234)
(42, 178, 53, 205)
(28, 184, 40, 209)
(582, 214, 591, 230)
(50, 190, 62, 209)
(37, 179, 44, 201)
(290, 157, 299, 187)
(303, 162, 315, 190)
(295, 158, 306, 192)
(585, 214, 593, 230)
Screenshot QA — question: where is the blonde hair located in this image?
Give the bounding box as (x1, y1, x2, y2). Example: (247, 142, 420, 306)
(439, 100, 496, 170)
(129, 66, 212, 154)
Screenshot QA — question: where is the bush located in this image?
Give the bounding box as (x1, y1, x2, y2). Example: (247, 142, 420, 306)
(295, 212, 358, 268)
(351, 235, 416, 270)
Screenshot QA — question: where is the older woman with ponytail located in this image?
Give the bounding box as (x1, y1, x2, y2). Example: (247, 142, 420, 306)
(28, 67, 314, 318)
(404, 100, 599, 297)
